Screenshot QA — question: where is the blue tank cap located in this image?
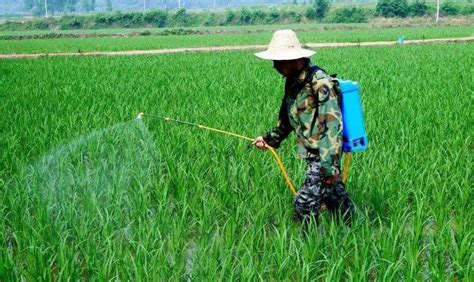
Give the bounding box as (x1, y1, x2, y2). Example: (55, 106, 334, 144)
(339, 80, 359, 92)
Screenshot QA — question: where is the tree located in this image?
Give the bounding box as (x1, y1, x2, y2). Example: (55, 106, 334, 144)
(144, 10, 168, 27)
(409, 0, 428, 17)
(171, 8, 188, 26)
(331, 7, 368, 23)
(441, 1, 460, 16)
(306, 0, 331, 20)
(225, 9, 235, 24)
(238, 7, 253, 24)
(376, 0, 409, 18)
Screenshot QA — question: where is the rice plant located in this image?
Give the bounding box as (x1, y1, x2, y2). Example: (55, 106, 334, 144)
(0, 42, 472, 280)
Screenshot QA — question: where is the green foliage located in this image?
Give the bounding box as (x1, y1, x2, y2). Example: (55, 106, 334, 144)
(328, 7, 369, 23)
(306, 0, 331, 20)
(441, 1, 461, 16)
(202, 13, 218, 26)
(459, 4, 474, 15)
(171, 8, 189, 27)
(93, 13, 113, 27)
(285, 10, 302, 23)
(90, 10, 169, 29)
(25, 16, 57, 29)
(129, 12, 146, 26)
(0, 20, 23, 31)
(376, 0, 409, 18)
(408, 0, 428, 17)
(143, 10, 168, 27)
(252, 9, 267, 24)
(59, 15, 85, 29)
(3, 2, 474, 32)
(238, 7, 253, 24)
(317, 0, 331, 17)
(305, 7, 317, 19)
(0, 43, 472, 279)
(266, 10, 281, 24)
(160, 28, 199, 35)
(224, 9, 236, 25)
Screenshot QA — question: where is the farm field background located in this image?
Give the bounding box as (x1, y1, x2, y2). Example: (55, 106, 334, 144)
(1, 25, 473, 54)
(1, 22, 371, 37)
(0, 41, 472, 279)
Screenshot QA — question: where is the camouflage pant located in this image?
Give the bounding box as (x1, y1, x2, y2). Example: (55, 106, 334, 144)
(294, 158, 354, 224)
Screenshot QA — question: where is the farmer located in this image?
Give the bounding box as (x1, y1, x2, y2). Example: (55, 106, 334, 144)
(252, 30, 354, 224)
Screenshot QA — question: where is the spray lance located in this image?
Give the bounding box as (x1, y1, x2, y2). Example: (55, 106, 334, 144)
(136, 112, 353, 198)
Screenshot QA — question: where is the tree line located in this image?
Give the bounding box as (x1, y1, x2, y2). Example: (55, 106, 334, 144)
(376, 0, 472, 18)
(17, 1, 380, 16)
(2, 0, 472, 31)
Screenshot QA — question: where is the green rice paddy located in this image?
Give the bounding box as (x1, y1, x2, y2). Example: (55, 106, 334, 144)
(0, 41, 472, 279)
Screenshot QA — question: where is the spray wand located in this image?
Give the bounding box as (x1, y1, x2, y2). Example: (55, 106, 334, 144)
(136, 112, 351, 197)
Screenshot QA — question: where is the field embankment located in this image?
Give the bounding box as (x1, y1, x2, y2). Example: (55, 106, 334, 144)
(1, 36, 473, 59)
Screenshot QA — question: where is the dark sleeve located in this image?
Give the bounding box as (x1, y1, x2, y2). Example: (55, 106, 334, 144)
(262, 94, 293, 149)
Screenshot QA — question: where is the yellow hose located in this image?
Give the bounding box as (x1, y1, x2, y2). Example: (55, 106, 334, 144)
(197, 125, 254, 142)
(342, 152, 351, 184)
(196, 125, 351, 193)
(198, 124, 298, 195)
(141, 113, 351, 198)
(266, 146, 297, 196)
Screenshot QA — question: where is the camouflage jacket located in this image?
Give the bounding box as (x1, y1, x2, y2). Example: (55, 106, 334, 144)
(262, 66, 343, 177)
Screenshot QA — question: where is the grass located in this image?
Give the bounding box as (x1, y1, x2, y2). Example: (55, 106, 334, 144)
(0, 43, 472, 280)
(0, 25, 473, 54)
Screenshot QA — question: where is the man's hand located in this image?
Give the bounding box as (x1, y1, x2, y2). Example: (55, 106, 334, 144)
(252, 136, 267, 150)
(323, 174, 339, 186)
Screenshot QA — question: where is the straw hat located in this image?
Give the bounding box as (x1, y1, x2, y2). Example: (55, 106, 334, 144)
(255, 29, 316, 61)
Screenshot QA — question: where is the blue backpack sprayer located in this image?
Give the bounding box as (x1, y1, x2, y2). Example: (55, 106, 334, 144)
(339, 79, 369, 152)
(137, 78, 368, 199)
(337, 79, 369, 185)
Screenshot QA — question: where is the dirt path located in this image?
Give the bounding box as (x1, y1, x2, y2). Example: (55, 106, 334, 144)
(1, 36, 473, 59)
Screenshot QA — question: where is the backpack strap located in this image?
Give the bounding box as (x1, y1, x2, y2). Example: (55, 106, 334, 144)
(329, 73, 342, 106)
(307, 65, 332, 147)
(304, 65, 326, 86)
